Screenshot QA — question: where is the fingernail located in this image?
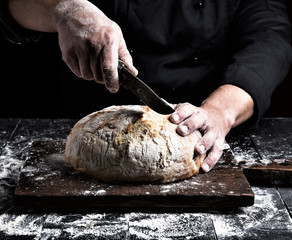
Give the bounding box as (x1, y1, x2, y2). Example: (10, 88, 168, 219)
(172, 113, 180, 123)
(110, 89, 119, 93)
(202, 162, 210, 172)
(133, 67, 139, 76)
(197, 145, 206, 154)
(180, 125, 189, 135)
(107, 86, 119, 93)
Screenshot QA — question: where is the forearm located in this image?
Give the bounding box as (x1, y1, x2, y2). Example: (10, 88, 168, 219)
(222, 0, 291, 121)
(200, 84, 254, 131)
(8, 0, 64, 32)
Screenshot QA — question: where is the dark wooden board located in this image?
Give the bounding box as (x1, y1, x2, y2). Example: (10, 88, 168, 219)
(220, 138, 292, 183)
(244, 162, 292, 182)
(245, 118, 292, 182)
(15, 141, 254, 211)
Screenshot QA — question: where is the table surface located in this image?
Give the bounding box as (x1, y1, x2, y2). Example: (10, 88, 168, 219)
(0, 117, 291, 240)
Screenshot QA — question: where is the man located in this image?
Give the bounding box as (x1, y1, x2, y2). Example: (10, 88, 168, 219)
(1, 0, 291, 172)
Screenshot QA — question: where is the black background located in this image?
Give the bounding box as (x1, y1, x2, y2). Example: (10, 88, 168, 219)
(0, 2, 292, 119)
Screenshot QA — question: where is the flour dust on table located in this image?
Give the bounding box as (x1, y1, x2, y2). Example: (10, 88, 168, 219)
(0, 143, 24, 212)
(212, 186, 292, 239)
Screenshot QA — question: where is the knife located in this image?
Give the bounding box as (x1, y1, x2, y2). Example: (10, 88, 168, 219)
(118, 60, 174, 115)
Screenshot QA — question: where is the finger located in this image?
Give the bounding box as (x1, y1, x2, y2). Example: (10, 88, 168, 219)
(101, 42, 119, 93)
(194, 128, 218, 155)
(169, 103, 196, 124)
(119, 37, 138, 76)
(201, 139, 224, 172)
(90, 55, 103, 84)
(89, 46, 103, 84)
(176, 110, 208, 136)
(62, 52, 82, 78)
(77, 49, 95, 80)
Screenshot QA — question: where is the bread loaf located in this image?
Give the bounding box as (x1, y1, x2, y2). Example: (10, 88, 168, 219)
(65, 105, 205, 183)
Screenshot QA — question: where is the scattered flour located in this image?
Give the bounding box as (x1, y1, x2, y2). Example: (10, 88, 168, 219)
(0, 145, 23, 180)
(40, 213, 128, 239)
(0, 214, 44, 237)
(212, 186, 292, 238)
(128, 213, 210, 239)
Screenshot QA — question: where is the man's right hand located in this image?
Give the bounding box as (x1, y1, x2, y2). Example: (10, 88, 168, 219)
(53, 0, 138, 92)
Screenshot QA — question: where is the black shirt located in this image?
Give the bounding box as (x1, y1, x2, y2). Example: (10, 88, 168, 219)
(1, 0, 291, 120)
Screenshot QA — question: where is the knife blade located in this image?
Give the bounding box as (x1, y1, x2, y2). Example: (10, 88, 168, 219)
(118, 60, 174, 115)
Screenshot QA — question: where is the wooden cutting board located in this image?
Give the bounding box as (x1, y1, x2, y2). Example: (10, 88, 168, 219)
(15, 141, 255, 211)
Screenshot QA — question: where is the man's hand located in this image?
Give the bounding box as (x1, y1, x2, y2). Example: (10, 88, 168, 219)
(53, 0, 137, 92)
(8, 0, 137, 92)
(170, 103, 229, 172)
(170, 84, 254, 172)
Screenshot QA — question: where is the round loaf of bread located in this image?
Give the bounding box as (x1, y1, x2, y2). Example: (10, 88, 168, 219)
(65, 105, 205, 183)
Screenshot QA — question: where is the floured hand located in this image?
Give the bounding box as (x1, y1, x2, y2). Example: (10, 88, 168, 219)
(170, 103, 229, 172)
(53, 0, 138, 92)
(169, 84, 254, 172)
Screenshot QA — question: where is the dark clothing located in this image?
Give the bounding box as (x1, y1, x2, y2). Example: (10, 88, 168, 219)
(1, 0, 291, 121)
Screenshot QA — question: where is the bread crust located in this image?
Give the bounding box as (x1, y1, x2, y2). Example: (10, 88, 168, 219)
(65, 105, 205, 183)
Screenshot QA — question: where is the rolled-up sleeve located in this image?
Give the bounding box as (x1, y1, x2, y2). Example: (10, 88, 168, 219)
(0, 0, 42, 44)
(221, 0, 292, 121)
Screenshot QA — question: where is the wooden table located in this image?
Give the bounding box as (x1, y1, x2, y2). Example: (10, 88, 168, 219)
(0, 118, 291, 239)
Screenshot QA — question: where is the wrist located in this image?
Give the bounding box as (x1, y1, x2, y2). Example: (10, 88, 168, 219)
(52, 0, 75, 32)
(200, 101, 235, 134)
(200, 84, 254, 130)
(53, 0, 105, 33)
(53, 0, 87, 33)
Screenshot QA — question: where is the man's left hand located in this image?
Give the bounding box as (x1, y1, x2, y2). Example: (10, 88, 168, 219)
(170, 102, 230, 172)
(169, 84, 254, 172)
